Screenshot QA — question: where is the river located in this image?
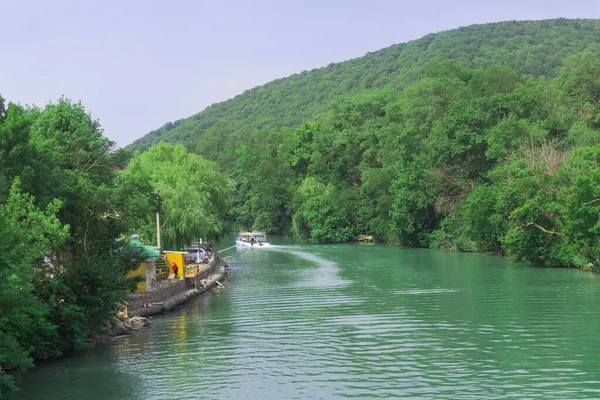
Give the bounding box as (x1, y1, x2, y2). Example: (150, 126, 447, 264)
(7, 238, 600, 399)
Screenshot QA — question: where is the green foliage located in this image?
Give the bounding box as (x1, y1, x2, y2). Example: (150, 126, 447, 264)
(8, 18, 600, 393)
(0, 97, 154, 395)
(0, 180, 67, 394)
(123, 143, 234, 248)
(292, 177, 355, 242)
(29, 97, 113, 174)
(560, 52, 600, 103)
(233, 129, 295, 234)
(147, 50, 600, 274)
(389, 158, 441, 246)
(125, 45, 600, 272)
(0, 102, 48, 201)
(467, 67, 522, 97)
(129, 19, 600, 153)
(34, 246, 143, 354)
(124, 20, 600, 269)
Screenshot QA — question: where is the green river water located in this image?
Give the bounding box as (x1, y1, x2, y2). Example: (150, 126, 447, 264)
(7, 238, 600, 399)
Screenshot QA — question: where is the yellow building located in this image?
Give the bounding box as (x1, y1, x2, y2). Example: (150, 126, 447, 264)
(126, 244, 199, 292)
(127, 240, 161, 293)
(127, 263, 149, 292)
(163, 251, 187, 278)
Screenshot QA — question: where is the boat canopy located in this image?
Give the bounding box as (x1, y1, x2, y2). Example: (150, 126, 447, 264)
(237, 231, 267, 242)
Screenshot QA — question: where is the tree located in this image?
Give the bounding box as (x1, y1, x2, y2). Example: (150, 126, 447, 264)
(0, 94, 6, 120)
(0, 102, 49, 202)
(0, 96, 155, 395)
(292, 177, 355, 242)
(234, 129, 295, 233)
(123, 143, 234, 248)
(0, 180, 68, 395)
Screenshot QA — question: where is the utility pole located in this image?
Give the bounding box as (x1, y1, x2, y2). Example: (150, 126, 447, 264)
(154, 189, 161, 249)
(156, 212, 161, 249)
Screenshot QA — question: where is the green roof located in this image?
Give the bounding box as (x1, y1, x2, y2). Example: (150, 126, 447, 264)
(130, 240, 161, 258)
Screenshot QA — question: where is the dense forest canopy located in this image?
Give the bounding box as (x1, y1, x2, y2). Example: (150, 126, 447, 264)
(3, 19, 594, 269)
(125, 18, 600, 274)
(122, 143, 234, 249)
(0, 97, 150, 394)
(128, 19, 600, 152)
(0, 97, 232, 394)
(5, 17, 600, 394)
(210, 53, 600, 270)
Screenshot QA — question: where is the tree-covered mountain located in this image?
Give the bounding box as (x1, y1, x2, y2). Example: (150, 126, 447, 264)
(128, 19, 600, 151)
(222, 53, 600, 271)
(126, 18, 600, 273)
(4, 20, 600, 391)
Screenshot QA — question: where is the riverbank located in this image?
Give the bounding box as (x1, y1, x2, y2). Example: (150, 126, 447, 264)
(128, 259, 228, 317)
(11, 243, 600, 399)
(101, 254, 229, 342)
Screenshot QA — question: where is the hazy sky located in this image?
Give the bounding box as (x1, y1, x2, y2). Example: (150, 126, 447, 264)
(2, 0, 600, 147)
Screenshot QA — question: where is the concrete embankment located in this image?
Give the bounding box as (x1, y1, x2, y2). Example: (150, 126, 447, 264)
(127, 255, 228, 318)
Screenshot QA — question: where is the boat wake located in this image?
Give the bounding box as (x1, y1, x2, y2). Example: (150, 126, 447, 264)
(268, 247, 351, 288)
(392, 288, 459, 295)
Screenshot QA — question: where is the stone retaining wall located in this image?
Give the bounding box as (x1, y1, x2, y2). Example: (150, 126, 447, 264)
(128, 279, 186, 310)
(128, 256, 221, 316)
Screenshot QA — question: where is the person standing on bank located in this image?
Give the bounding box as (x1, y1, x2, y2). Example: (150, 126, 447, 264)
(171, 260, 179, 276)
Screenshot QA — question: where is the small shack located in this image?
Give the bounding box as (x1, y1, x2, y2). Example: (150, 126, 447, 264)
(163, 251, 187, 278)
(128, 240, 161, 292)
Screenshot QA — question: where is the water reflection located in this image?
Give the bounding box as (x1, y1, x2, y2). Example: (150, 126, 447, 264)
(8, 242, 600, 399)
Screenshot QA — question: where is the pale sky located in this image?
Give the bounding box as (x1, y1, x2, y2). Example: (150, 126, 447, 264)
(2, 0, 599, 147)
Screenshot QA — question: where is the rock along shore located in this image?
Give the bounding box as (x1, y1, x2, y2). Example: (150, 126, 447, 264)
(103, 253, 229, 341)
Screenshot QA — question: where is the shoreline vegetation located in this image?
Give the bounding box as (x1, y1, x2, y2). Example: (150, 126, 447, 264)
(0, 97, 232, 395)
(128, 19, 600, 273)
(4, 18, 600, 395)
(102, 256, 228, 343)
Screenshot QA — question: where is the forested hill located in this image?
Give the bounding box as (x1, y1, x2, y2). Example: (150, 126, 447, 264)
(128, 18, 600, 151)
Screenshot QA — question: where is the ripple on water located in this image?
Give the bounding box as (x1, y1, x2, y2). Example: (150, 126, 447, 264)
(7, 244, 600, 400)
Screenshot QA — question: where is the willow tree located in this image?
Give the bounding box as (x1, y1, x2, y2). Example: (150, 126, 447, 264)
(123, 143, 234, 249)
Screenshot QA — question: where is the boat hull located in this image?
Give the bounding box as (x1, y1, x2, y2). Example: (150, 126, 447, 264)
(235, 240, 271, 248)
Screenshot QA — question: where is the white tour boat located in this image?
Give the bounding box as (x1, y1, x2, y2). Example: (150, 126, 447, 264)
(236, 231, 271, 247)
